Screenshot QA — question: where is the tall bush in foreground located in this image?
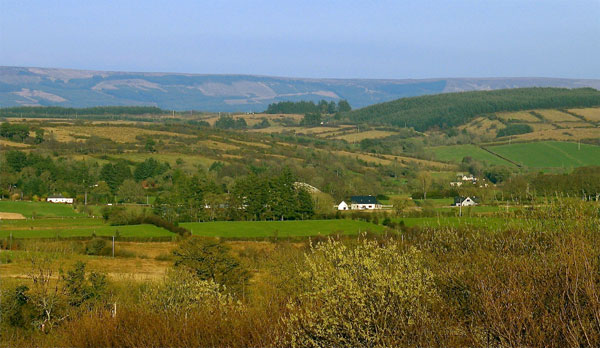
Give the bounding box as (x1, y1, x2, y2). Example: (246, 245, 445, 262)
(280, 238, 440, 347)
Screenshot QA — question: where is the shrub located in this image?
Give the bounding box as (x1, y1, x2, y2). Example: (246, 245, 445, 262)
(280, 238, 439, 347)
(496, 123, 533, 137)
(85, 238, 108, 256)
(172, 238, 250, 298)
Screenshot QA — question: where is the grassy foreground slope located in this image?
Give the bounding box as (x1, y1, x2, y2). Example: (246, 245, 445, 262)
(345, 88, 600, 131)
(429, 144, 514, 166)
(0, 218, 173, 239)
(0, 201, 84, 218)
(182, 220, 385, 238)
(486, 141, 600, 169)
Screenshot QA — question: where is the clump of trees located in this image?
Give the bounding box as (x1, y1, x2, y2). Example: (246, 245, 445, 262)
(214, 115, 247, 129)
(266, 99, 351, 114)
(496, 123, 533, 137)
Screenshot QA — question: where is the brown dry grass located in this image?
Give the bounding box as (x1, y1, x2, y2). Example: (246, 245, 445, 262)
(568, 107, 600, 122)
(514, 127, 600, 141)
(0, 139, 30, 148)
(229, 139, 271, 149)
(529, 123, 557, 131)
(198, 139, 239, 151)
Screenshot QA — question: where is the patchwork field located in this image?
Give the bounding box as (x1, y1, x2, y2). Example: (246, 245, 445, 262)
(496, 111, 540, 122)
(486, 141, 600, 169)
(43, 125, 194, 143)
(182, 219, 385, 238)
(536, 109, 581, 122)
(459, 117, 505, 136)
(332, 130, 397, 142)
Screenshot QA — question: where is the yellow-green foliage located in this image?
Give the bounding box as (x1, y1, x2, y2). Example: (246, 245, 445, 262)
(142, 268, 237, 316)
(280, 238, 438, 347)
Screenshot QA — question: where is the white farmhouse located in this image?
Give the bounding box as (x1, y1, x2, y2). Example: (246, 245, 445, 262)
(337, 201, 349, 210)
(350, 196, 382, 210)
(47, 194, 74, 204)
(454, 196, 477, 207)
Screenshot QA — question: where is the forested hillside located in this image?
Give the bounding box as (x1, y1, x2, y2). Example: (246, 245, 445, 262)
(344, 88, 600, 131)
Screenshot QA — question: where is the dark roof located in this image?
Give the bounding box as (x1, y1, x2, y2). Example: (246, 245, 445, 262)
(454, 196, 479, 203)
(351, 195, 379, 204)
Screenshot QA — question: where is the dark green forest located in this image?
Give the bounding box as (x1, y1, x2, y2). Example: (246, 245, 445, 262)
(344, 87, 600, 131)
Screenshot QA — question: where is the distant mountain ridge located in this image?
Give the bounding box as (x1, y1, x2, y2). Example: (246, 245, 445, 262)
(1, 66, 599, 112)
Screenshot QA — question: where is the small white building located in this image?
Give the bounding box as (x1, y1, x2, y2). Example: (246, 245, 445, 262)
(450, 181, 463, 187)
(454, 196, 477, 207)
(47, 194, 73, 204)
(461, 174, 475, 181)
(337, 201, 349, 210)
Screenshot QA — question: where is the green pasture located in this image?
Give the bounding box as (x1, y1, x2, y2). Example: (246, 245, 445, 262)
(0, 218, 173, 239)
(486, 141, 600, 169)
(0, 200, 83, 218)
(428, 144, 513, 166)
(396, 216, 509, 229)
(182, 219, 386, 238)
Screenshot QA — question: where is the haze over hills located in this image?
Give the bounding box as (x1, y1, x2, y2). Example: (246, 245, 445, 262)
(1, 66, 599, 112)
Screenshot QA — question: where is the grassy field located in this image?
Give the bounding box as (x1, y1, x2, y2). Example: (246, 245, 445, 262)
(397, 216, 509, 229)
(0, 218, 174, 239)
(486, 141, 600, 169)
(0, 200, 84, 218)
(428, 144, 514, 166)
(182, 219, 386, 238)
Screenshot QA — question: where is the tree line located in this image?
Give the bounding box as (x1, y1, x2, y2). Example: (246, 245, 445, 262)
(0, 106, 166, 117)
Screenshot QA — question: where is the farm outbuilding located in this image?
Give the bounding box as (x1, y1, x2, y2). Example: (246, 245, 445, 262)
(47, 194, 74, 204)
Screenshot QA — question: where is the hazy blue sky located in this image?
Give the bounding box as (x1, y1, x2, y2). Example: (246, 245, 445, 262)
(1, 0, 598, 78)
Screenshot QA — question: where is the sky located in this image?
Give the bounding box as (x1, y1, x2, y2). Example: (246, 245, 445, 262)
(1, 0, 599, 79)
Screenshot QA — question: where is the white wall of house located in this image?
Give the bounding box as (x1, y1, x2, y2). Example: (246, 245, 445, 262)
(350, 203, 382, 210)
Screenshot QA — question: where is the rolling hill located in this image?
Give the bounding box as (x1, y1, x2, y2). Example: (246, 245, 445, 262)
(1, 66, 600, 112)
(344, 88, 600, 131)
